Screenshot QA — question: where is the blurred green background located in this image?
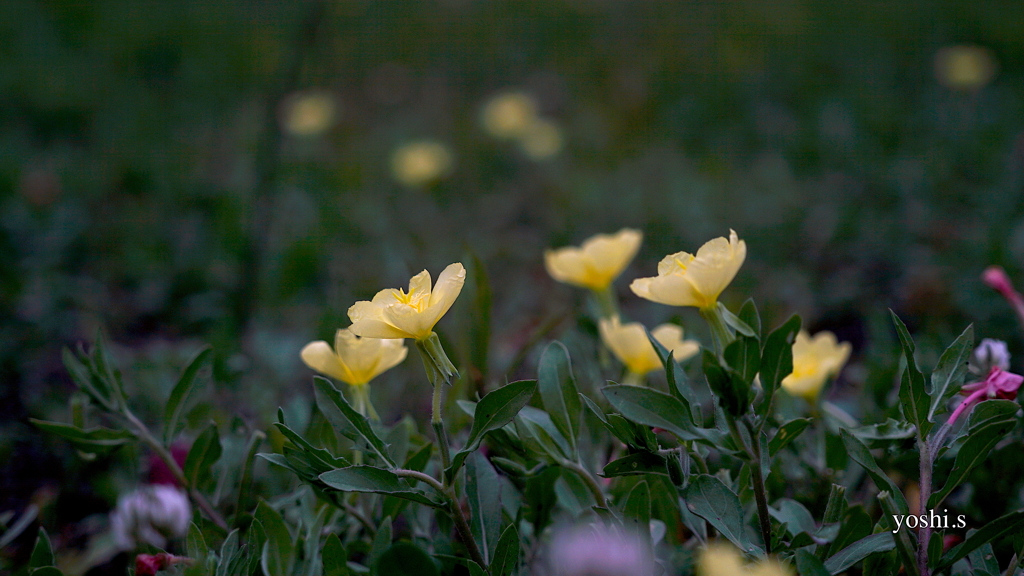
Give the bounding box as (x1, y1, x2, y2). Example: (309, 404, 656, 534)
(3, 0, 1024, 567)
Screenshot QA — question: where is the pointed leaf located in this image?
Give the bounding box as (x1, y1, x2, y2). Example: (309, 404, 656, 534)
(795, 550, 831, 576)
(759, 315, 801, 397)
(937, 510, 1024, 571)
(164, 347, 212, 445)
(322, 533, 349, 576)
(467, 453, 502, 563)
(491, 524, 520, 576)
(768, 418, 811, 456)
(648, 332, 699, 409)
(29, 528, 54, 568)
(448, 379, 537, 476)
(823, 532, 896, 574)
(928, 325, 974, 421)
(368, 516, 392, 570)
(374, 542, 439, 576)
(738, 299, 762, 341)
(840, 430, 908, 514)
(724, 336, 761, 386)
(890, 311, 931, 437)
(602, 451, 668, 478)
(255, 501, 294, 576)
(538, 342, 581, 457)
(320, 466, 441, 507)
(602, 385, 702, 441)
(623, 480, 651, 541)
(929, 399, 1018, 508)
(702, 351, 749, 417)
(683, 475, 761, 555)
(184, 422, 222, 485)
(314, 377, 396, 468)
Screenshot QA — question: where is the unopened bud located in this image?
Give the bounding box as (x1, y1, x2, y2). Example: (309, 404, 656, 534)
(970, 338, 1011, 375)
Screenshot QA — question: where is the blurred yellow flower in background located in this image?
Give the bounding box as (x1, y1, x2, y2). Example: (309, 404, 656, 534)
(545, 228, 643, 291)
(481, 90, 539, 139)
(934, 45, 997, 91)
(281, 90, 337, 137)
(781, 330, 852, 401)
(300, 328, 407, 386)
(630, 229, 746, 310)
(698, 543, 792, 576)
(390, 140, 454, 186)
(348, 263, 466, 341)
(599, 316, 699, 379)
(519, 118, 563, 160)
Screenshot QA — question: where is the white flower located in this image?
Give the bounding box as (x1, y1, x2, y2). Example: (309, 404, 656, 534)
(111, 485, 191, 550)
(970, 338, 1011, 376)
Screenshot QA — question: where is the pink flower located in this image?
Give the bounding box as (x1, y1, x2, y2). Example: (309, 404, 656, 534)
(135, 553, 190, 576)
(948, 367, 1024, 426)
(982, 266, 1024, 329)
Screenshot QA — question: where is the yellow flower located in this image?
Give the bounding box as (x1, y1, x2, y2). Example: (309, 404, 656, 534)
(599, 317, 700, 378)
(519, 118, 563, 160)
(934, 45, 997, 91)
(545, 228, 643, 291)
(390, 141, 454, 187)
(630, 229, 746, 310)
(781, 330, 852, 401)
(698, 543, 792, 576)
(348, 263, 466, 341)
(281, 90, 337, 137)
(481, 90, 539, 139)
(300, 328, 408, 386)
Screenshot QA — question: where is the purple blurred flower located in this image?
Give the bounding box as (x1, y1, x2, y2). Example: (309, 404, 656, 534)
(541, 523, 656, 576)
(111, 485, 191, 550)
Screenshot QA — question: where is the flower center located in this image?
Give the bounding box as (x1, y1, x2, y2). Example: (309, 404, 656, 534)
(394, 287, 429, 311)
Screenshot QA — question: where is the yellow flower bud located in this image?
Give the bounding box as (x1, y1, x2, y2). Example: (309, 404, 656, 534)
(599, 316, 700, 378)
(698, 543, 792, 576)
(545, 228, 643, 291)
(781, 330, 852, 402)
(630, 230, 746, 310)
(348, 263, 466, 341)
(300, 328, 407, 386)
(281, 90, 338, 137)
(934, 45, 997, 91)
(481, 90, 539, 139)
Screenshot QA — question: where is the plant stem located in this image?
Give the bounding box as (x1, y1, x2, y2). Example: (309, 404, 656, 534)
(395, 468, 487, 570)
(123, 409, 228, 531)
(748, 430, 773, 554)
(561, 460, 608, 508)
(592, 286, 619, 319)
(700, 305, 732, 357)
(432, 384, 452, 474)
(918, 439, 933, 576)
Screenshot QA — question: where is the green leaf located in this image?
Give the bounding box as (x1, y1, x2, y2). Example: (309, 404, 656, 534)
(928, 325, 974, 421)
(878, 492, 919, 576)
(374, 542, 439, 576)
(448, 379, 537, 476)
(738, 299, 762, 341)
(795, 550, 831, 576)
(622, 480, 651, 541)
(368, 516, 392, 570)
(824, 532, 896, 574)
(184, 422, 222, 486)
(724, 336, 761, 386)
(185, 522, 209, 576)
(29, 419, 135, 454)
(938, 510, 1024, 571)
(849, 419, 917, 442)
(602, 385, 702, 442)
(62, 347, 114, 411)
(255, 501, 294, 576)
(769, 499, 816, 538)
(602, 451, 668, 478)
(29, 527, 54, 568)
(890, 311, 931, 437)
(517, 407, 571, 461)
(467, 453, 502, 564)
(164, 347, 212, 445)
(322, 533, 349, 576)
(702, 351, 749, 417)
(840, 429, 908, 514)
(320, 466, 441, 507)
(538, 342, 581, 458)
(759, 315, 801, 399)
(768, 418, 811, 456)
(647, 331, 699, 410)
(491, 524, 520, 576)
(822, 505, 872, 560)
(929, 399, 1018, 508)
(683, 475, 762, 555)
(720, 302, 757, 337)
(313, 377, 396, 468)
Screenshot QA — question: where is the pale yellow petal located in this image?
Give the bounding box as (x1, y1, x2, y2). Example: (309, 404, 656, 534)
(782, 330, 851, 401)
(408, 269, 432, 296)
(652, 324, 701, 362)
(657, 251, 695, 276)
(630, 274, 707, 307)
(348, 300, 412, 339)
(581, 228, 642, 280)
(428, 262, 466, 315)
(698, 544, 748, 576)
(600, 317, 662, 376)
(381, 302, 435, 340)
(545, 247, 600, 289)
(300, 341, 351, 383)
(374, 338, 409, 375)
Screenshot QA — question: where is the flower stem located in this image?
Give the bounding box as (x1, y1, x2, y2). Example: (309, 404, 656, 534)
(743, 419, 773, 554)
(395, 468, 486, 570)
(561, 460, 608, 508)
(918, 438, 933, 576)
(592, 286, 619, 319)
(122, 409, 228, 531)
(700, 305, 733, 357)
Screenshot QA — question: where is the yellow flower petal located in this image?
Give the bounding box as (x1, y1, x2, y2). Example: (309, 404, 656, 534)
(545, 228, 642, 291)
(348, 263, 466, 341)
(651, 324, 701, 363)
(600, 316, 663, 377)
(781, 330, 852, 402)
(631, 230, 746, 309)
(698, 542, 793, 576)
(301, 329, 408, 386)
